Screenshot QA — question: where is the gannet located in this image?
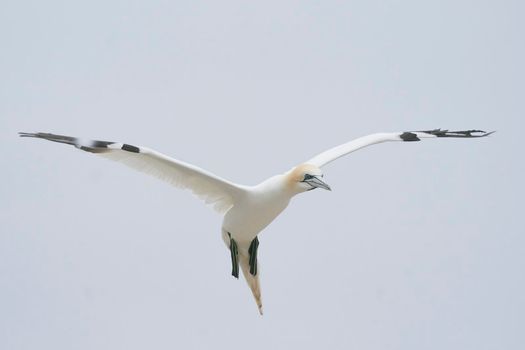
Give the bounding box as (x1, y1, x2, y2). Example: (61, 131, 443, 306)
(19, 129, 492, 314)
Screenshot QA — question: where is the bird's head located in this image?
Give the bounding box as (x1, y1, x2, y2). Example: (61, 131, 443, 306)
(285, 164, 331, 194)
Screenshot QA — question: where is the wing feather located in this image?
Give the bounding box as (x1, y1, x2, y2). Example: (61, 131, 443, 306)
(20, 132, 246, 214)
(306, 129, 493, 168)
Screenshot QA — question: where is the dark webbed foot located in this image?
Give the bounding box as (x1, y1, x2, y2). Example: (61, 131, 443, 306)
(228, 233, 239, 278)
(248, 237, 259, 276)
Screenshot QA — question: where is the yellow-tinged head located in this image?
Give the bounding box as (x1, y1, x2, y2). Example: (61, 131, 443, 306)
(285, 163, 331, 194)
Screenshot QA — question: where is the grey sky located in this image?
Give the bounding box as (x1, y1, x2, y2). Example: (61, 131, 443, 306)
(1, 1, 524, 349)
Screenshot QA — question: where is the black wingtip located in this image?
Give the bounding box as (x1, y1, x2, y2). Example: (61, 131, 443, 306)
(121, 144, 140, 153)
(459, 129, 495, 137)
(400, 132, 420, 141)
(19, 132, 116, 153)
(418, 129, 495, 138)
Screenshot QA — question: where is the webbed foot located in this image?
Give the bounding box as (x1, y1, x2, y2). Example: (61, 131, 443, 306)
(248, 236, 259, 276)
(228, 232, 239, 278)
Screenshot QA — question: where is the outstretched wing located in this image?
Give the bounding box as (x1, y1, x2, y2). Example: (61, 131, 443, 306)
(20, 132, 246, 213)
(306, 129, 494, 168)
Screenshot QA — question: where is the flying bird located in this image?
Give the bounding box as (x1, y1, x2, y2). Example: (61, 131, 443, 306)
(20, 129, 492, 314)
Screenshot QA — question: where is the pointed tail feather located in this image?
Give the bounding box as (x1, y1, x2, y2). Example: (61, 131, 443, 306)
(239, 254, 263, 315)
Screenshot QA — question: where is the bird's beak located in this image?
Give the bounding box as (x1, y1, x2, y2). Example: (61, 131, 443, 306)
(305, 176, 332, 191)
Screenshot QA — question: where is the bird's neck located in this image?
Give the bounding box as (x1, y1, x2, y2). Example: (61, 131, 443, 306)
(255, 174, 301, 198)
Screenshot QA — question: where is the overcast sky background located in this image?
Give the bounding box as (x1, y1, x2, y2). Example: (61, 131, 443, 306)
(1, 1, 524, 349)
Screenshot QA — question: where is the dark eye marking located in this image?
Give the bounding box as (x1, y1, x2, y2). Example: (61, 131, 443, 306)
(303, 174, 314, 181)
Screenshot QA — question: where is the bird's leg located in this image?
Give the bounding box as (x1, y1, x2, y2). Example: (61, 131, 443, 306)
(248, 236, 259, 276)
(228, 232, 239, 278)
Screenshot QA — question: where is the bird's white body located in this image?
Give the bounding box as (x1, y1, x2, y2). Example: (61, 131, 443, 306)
(223, 175, 291, 245)
(20, 129, 492, 314)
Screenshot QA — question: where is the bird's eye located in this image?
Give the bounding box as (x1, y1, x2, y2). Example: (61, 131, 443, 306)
(303, 174, 314, 181)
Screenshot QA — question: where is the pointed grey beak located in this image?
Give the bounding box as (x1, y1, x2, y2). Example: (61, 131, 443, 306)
(305, 176, 332, 191)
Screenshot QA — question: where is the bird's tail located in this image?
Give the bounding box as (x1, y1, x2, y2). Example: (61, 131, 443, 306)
(239, 253, 263, 315)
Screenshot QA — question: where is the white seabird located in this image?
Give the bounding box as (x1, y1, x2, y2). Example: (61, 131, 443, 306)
(20, 129, 493, 314)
